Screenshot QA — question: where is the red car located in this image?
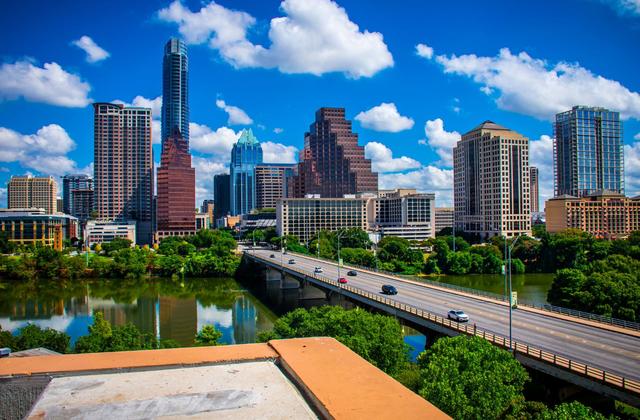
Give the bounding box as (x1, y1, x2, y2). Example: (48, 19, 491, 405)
(338, 277, 348, 284)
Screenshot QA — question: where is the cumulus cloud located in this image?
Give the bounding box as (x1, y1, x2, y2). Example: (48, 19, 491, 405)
(262, 141, 298, 163)
(634, 132, 640, 140)
(379, 165, 454, 206)
(355, 103, 414, 132)
(113, 95, 162, 143)
(273, 127, 284, 134)
(624, 141, 640, 198)
(364, 142, 421, 173)
(600, 0, 640, 15)
(158, 0, 393, 78)
(192, 155, 229, 205)
(415, 43, 433, 59)
(72, 35, 110, 63)
(0, 124, 81, 176)
(189, 123, 241, 156)
(529, 135, 555, 207)
(215, 99, 253, 125)
(0, 60, 91, 107)
(432, 48, 640, 120)
(423, 118, 461, 167)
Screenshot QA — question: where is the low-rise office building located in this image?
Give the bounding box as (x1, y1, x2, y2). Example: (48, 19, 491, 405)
(85, 220, 136, 247)
(545, 190, 640, 239)
(277, 197, 369, 243)
(0, 208, 78, 250)
(370, 189, 436, 241)
(435, 207, 454, 233)
(195, 212, 210, 231)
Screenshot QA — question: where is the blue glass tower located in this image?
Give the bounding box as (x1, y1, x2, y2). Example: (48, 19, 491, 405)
(554, 106, 624, 197)
(162, 38, 189, 144)
(230, 129, 263, 215)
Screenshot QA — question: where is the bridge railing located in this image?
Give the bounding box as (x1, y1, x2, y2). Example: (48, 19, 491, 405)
(272, 250, 640, 332)
(247, 252, 640, 397)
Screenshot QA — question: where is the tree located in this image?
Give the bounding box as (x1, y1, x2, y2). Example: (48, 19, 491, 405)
(259, 306, 409, 375)
(537, 401, 608, 420)
(13, 324, 70, 353)
(416, 336, 529, 419)
(101, 237, 132, 254)
(340, 247, 376, 267)
(194, 325, 223, 346)
(0, 231, 16, 254)
(75, 312, 157, 353)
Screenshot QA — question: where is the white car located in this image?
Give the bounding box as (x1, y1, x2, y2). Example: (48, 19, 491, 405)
(448, 310, 469, 322)
(314, 267, 323, 273)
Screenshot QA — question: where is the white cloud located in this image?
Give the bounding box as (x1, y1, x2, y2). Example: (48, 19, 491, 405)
(634, 132, 640, 140)
(192, 156, 229, 205)
(158, 0, 393, 78)
(433, 48, 640, 120)
(379, 165, 454, 206)
(215, 99, 253, 125)
(0, 60, 91, 107)
(273, 127, 284, 134)
(423, 118, 461, 167)
(0, 124, 81, 176)
(624, 141, 640, 198)
(364, 142, 421, 173)
(262, 141, 298, 163)
(0, 188, 6, 206)
(529, 135, 555, 207)
(72, 35, 110, 63)
(189, 122, 240, 156)
(600, 0, 640, 15)
(415, 43, 433, 59)
(355, 103, 414, 132)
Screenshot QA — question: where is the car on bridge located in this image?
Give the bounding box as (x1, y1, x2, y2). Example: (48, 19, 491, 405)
(288, 259, 296, 264)
(314, 267, 323, 273)
(448, 310, 469, 322)
(381, 285, 397, 295)
(338, 277, 348, 284)
(270, 254, 276, 258)
(347, 270, 357, 276)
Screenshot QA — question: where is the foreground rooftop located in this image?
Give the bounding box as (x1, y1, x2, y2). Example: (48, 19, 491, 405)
(0, 337, 448, 419)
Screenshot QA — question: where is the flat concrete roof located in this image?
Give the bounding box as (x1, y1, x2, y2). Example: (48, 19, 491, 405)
(0, 338, 449, 419)
(27, 362, 317, 419)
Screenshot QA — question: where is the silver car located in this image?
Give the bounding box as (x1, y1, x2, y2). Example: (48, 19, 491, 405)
(448, 310, 469, 322)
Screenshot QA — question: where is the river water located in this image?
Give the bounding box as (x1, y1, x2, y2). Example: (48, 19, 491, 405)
(0, 272, 555, 358)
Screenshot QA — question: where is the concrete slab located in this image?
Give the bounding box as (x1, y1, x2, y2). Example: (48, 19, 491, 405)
(27, 361, 317, 420)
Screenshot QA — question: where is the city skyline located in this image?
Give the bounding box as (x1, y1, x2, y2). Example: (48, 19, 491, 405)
(1, 0, 639, 208)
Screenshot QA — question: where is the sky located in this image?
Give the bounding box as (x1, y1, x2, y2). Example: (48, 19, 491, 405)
(1, 0, 639, 208)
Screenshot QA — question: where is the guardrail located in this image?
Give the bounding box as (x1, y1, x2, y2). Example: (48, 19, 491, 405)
(247, 252, 640, 397)
(265, 249, 640, 332)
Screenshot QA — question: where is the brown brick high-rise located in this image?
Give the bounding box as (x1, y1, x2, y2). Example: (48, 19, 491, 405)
(289, 108, 378, 198)
(156, 129, 195, 240)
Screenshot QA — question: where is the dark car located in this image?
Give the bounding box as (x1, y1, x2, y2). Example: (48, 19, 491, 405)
(288, 259, 296, 264)
(347, 270, 357, 276)
(270, 254, 276, 258)
(381, 284, 397, 295)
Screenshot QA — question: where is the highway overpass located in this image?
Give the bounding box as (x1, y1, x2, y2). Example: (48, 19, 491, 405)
(244, 248, 640, 406)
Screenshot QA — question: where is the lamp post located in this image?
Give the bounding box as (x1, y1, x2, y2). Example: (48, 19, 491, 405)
(506, 235, 521, 353)
(336, 230, 346, 281)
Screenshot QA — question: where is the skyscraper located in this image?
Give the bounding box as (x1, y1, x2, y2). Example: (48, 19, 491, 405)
(93, 103, 153, 244)
(213, 174, 230, 221)
(554, 106, 623, 197)
(530, 166, 539, 213)
(156, 129, 196, 240)
(162, 38, 189, 144)
(62, 174, 94, 221)
(255, 163, 295, 209)
(289, 107, 378, 198)
(7, 175, 57, 213)
(453, 121, 531, 239)
(230, 129, 263, 215)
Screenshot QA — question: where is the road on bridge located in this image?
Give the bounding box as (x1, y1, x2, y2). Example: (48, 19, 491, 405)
(248, 248, 640, 381)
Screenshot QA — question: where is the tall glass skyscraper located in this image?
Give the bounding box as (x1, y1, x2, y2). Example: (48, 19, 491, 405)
(230, 129, 263, 215)
(162, 38, 189, 143)
(554, 106, 624, 197)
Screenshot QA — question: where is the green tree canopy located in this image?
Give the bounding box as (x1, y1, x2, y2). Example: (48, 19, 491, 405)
(194, 325, 223, 346)
(416, 336, 529, 419)
(12, 324, 70, 353)
(259, 306, 409, 375)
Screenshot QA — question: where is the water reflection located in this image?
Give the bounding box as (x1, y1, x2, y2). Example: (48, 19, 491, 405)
(0, 277, 277, 346)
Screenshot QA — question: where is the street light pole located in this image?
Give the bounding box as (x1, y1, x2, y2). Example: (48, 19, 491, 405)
(336, 230, 345, 281)
(507, 235, 521, 353)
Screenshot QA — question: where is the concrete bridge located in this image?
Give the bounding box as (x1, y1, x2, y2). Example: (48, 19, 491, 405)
(244, 248, 640, 407)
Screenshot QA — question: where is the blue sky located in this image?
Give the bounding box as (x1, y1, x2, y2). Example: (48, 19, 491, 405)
(1, 0, 639, 207)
